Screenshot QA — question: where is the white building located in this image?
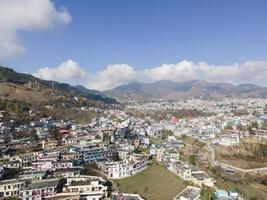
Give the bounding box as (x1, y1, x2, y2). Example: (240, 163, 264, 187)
(156, 148, 165, 162)
(173, 186, 201, 200)
(169, 161, 192, 181)
(219, 134, 240, 146)
(191, 171, 215, 187)
(101, 156, 149, 179)
(0, 179, 25, 198)
(19, 179, 59, 200)
(63, 175, 107, 200)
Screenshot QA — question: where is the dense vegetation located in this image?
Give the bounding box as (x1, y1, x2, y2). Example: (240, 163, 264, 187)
(126, 108, 213, 121)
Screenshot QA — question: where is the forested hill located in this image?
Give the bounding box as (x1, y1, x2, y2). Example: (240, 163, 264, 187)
(0, 65, 118, 105)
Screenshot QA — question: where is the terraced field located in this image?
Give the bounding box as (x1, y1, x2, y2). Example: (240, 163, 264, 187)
(114, 163, 186, 200)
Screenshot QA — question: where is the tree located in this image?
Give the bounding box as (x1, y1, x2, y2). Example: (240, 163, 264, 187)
(261, 121, 267, 130)
(50, 127, 62, 141)
(189, 154, 196, 165)
(3, 168, 21, 180)
(248, 121, 259, 131)
(237, 124, 246, 131)
(104, 180, 113, 197)
(201, 187, 215, 200)
(29, 129, 39, 142)
(251, 121, 259, 129)
(162, 129, 174, 140)
(133, 148, 141, 154)
(82, 162, 101, 176)
(224, 124, 233, 130)
(258, 143, 267, 159)
(4, 197, 20, 200)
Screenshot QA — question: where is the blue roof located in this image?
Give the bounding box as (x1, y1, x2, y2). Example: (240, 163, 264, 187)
(215, 190, 228, 198)
(259, 114, 267, 120)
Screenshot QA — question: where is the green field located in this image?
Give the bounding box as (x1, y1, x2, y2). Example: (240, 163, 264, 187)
(114, 163, 186, 200)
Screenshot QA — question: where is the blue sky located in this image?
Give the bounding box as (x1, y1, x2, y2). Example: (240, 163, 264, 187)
(0, 0, 267, 90)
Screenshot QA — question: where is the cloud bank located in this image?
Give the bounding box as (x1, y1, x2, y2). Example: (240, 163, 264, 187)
(86, 64, 136, 91)
(34, 59, 267, 91)
(33, 59, 87, 83)
(0, 0, 71, 59)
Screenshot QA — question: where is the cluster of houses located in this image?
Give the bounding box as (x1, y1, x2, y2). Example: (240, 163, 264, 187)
(0, 149, 109, 199)
(0, 175, 108, 200)
(1, 97, 266, 199)
(128, 98, 267, 146)
(0, 108, 156, 199)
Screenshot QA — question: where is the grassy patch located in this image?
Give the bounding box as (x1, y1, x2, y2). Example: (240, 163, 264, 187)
(214, 142, 267, 169)
(178, 135, 205, 148)
(114, 163, 186, 200)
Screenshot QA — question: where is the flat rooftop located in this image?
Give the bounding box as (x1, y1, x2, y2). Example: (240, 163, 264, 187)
(25, 179, 59, 189)
(174, 187, 201, 200)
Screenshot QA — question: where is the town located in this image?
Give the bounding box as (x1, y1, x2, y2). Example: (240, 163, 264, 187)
(1, 97, 267, 200)
(1, 1, 267, 199)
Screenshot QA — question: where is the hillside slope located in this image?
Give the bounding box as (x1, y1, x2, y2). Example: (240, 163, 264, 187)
(0, 66, 117, 104)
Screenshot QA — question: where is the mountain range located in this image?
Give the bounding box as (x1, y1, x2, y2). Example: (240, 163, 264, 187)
(1, 65, 267, 104)
(104, 80, 267, 102)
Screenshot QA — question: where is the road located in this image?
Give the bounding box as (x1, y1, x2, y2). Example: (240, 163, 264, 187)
(184, 139, 267, 174)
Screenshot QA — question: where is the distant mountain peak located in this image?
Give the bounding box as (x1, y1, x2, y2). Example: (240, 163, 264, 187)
(104, 80, 267, 102)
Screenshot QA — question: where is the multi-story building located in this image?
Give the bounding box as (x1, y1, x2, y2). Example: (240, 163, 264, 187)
(20, 153, 38, 167)
(1, 155, 22, 168)
(0, 179, 25, 198)
(82, 146, 115, 163)
(100, 156, 149, 179)
(169, 161, 192, 181)
(31, 160, 73, 171)
(19, 179, 59, 200)
(63, 175, 108, 200)
(191, 171, 215, 187)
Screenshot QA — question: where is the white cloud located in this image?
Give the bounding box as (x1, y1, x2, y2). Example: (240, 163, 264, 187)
(0, 0, 71, 59)
(33, 59, 267, 91)
(86, 64, 136, 91)
(141, 60, 197, 82)
(34, 59, 87, 84)
(141, 60, 267, 84)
